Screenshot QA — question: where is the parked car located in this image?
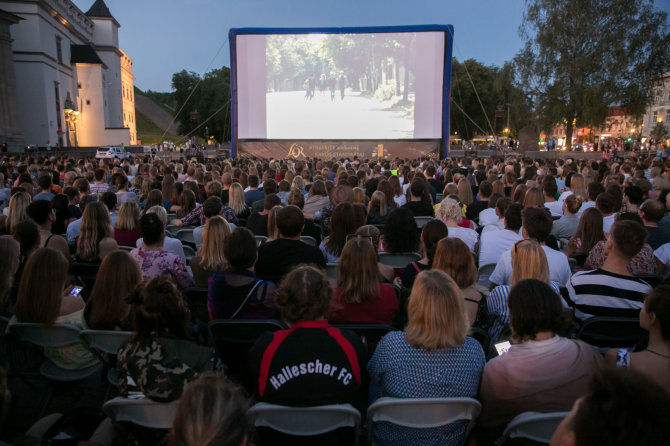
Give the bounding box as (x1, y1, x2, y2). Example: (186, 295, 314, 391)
(95, 146, 131, 159)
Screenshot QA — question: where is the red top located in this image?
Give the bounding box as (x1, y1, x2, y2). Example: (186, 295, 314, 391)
(114, 227, 141, 248)
(329, 283, 398, 325)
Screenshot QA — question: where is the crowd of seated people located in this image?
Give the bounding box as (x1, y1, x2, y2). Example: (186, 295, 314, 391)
(1, 152, 670, 445)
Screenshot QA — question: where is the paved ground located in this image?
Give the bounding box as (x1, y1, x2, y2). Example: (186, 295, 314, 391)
(266, 90, 414, 139)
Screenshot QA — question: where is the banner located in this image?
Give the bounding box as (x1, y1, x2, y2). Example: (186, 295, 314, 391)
(237, 140, 441, 160)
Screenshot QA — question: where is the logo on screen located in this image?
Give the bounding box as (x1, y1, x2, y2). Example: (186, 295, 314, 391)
(288, 143, 305, 158)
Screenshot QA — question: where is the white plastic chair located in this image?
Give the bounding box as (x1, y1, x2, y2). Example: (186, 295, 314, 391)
(300, 235, 317, 246)
(80, 330, 134, 387)
(477, 262, 497, 288)
(10, 323, 102, 382)
(496, 411, 569, 445)
(366, 397, 482, 446)
(248, 402, 361, 438)
(103, 396, 181, 429)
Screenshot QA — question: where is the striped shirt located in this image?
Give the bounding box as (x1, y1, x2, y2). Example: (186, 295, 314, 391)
(566, 269, 651, 321)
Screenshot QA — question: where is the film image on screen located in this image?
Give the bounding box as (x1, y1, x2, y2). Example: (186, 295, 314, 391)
(232, 26, 452, 158)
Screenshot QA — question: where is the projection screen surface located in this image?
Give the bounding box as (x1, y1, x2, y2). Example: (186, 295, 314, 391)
(233, 28, 448, 141)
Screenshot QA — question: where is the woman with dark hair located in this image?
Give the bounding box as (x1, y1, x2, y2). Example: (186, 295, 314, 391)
(50, 193, 72, 234)
(303, 180, 329, 215)
(84, 250, 141, 330)
(477, 279, 601, 442)
(401, 179, 434, 217)
(400, 219, 448, 289)
(10, 248, 99, 370)
(320, 202, 358, 263)
(329, 237, 398, 325)
(169, 372, 249, 446)
(377, 180, 398, 210)
(388, 175, 406, 207)
(381, 207, 420, 253)
(129, 213, 193, 290)
(248, 265, 365, 444)
(566, 207, 605, 267)
(117, 276, 216, 402)
(208, 227, 278, 320)
(605, 285, 670, 394)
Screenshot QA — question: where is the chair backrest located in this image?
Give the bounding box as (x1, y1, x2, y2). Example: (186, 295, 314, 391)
(498, 411, 569, 444)
(477, 263, 497, 287)
(183, 287, 209, 323)
(414, 216, 433, 228)
(300, 235, 317, 246)
(576, 316, 648, 350)
(182, 245, 196, 262)
(378, 252, 422, 268)
(329, 324, 392, 348)
(367, 397, 481, 435)
(326, 263, 339, 280)
(176, 228, 195, 244)
(102, 396, 180, 429)
(248, 402, 360, 436)
(165, 225, 178, 237)
(118, 245, 135, 252)
(10, 323, 83, 348)
(255, 235, 267, 246)
(209, 319, 287, 345)
(435, 193, 443, 204)
(80, 330, 134, 355)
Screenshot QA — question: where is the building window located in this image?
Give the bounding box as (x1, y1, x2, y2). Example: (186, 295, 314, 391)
(667, 110, 670, 122)
(56, 36, 62, 63)
(653, 111, 658, 122)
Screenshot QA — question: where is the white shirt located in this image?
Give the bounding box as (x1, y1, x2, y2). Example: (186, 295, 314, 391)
(478, 208, 499, 227)
(654, 243, 670, 279)
(447, 226, 479, 253)
(479, 229, 522, 268)
(482, 219, 505, 234)
(577, 200, 595, 217)
(544, 200, 563, 217)
(136, 236, 186, 264)
(393, 194, 407, 207)
(603, 214, 617, 235)
(558, 190, 573, 203)
(489, 244, 572, 287)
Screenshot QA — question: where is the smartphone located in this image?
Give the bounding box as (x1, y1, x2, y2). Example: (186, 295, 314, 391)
(495, 341, 511, 356)
(69, 286, 83, 296)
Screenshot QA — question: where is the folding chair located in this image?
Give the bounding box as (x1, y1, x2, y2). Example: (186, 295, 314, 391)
(182, 245, 196, 263)
(300, 235, 317, 246)
(165, 224, 178, 237)
(413, 216, 433, 228)
(326, 263, 339, 280)
(118, 245, 135, 252)
(496, 411, 569, 445)
(329, 324, 393, 351)
(378, 252, 422, 269)
(248, 402, 361, 441)
(435, 193, 443, 204)
(477, 263, 497, 288)
(176, 228, 196, 249)
(102, 396, 181, 429)
(80, 330, 134, 387)
(366, 397, 482, 446)
(575, 316, 648, 350)
(255, 235, 268, 246)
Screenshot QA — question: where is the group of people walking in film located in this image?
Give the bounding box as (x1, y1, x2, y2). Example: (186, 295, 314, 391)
(304, 72, 348, 101)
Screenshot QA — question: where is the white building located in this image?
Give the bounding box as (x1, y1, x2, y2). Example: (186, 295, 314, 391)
(641, 72, 670, 141)
(0, 0, 136, 150)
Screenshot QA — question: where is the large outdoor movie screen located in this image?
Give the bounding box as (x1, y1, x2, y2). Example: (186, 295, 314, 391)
(234, 29, 446, 140)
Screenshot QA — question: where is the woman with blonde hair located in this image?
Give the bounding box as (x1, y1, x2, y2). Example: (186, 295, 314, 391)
(265, 205, 282, 243)
(486, 239, 561, 341)
(523, 187, 544, 208)
(191, 216, 231, 287)
(457, 178, 473, 207)
(433, 237, 485, 325)
(84, 250, 141, 330)
(558, 173, 587, 203)
(291, 175, 306, 196)
(76, 201, 117, 262)
(329, 236, 398, 325)
(352, 187, 366, 205)
(5, 192, 31, 234)
(367, 190, 390, 225)
(368, 270, 485, 445)
(114, 201, 141, 247)
(228, 183, 250, 221)
(10, 248, 99, 370)
(170, 372, 249, 446)
(436, 198, 479, 253)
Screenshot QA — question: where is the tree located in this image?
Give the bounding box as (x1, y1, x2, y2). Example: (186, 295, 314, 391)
(515, 0, 670, 149)
(651, 121, 668, 141)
